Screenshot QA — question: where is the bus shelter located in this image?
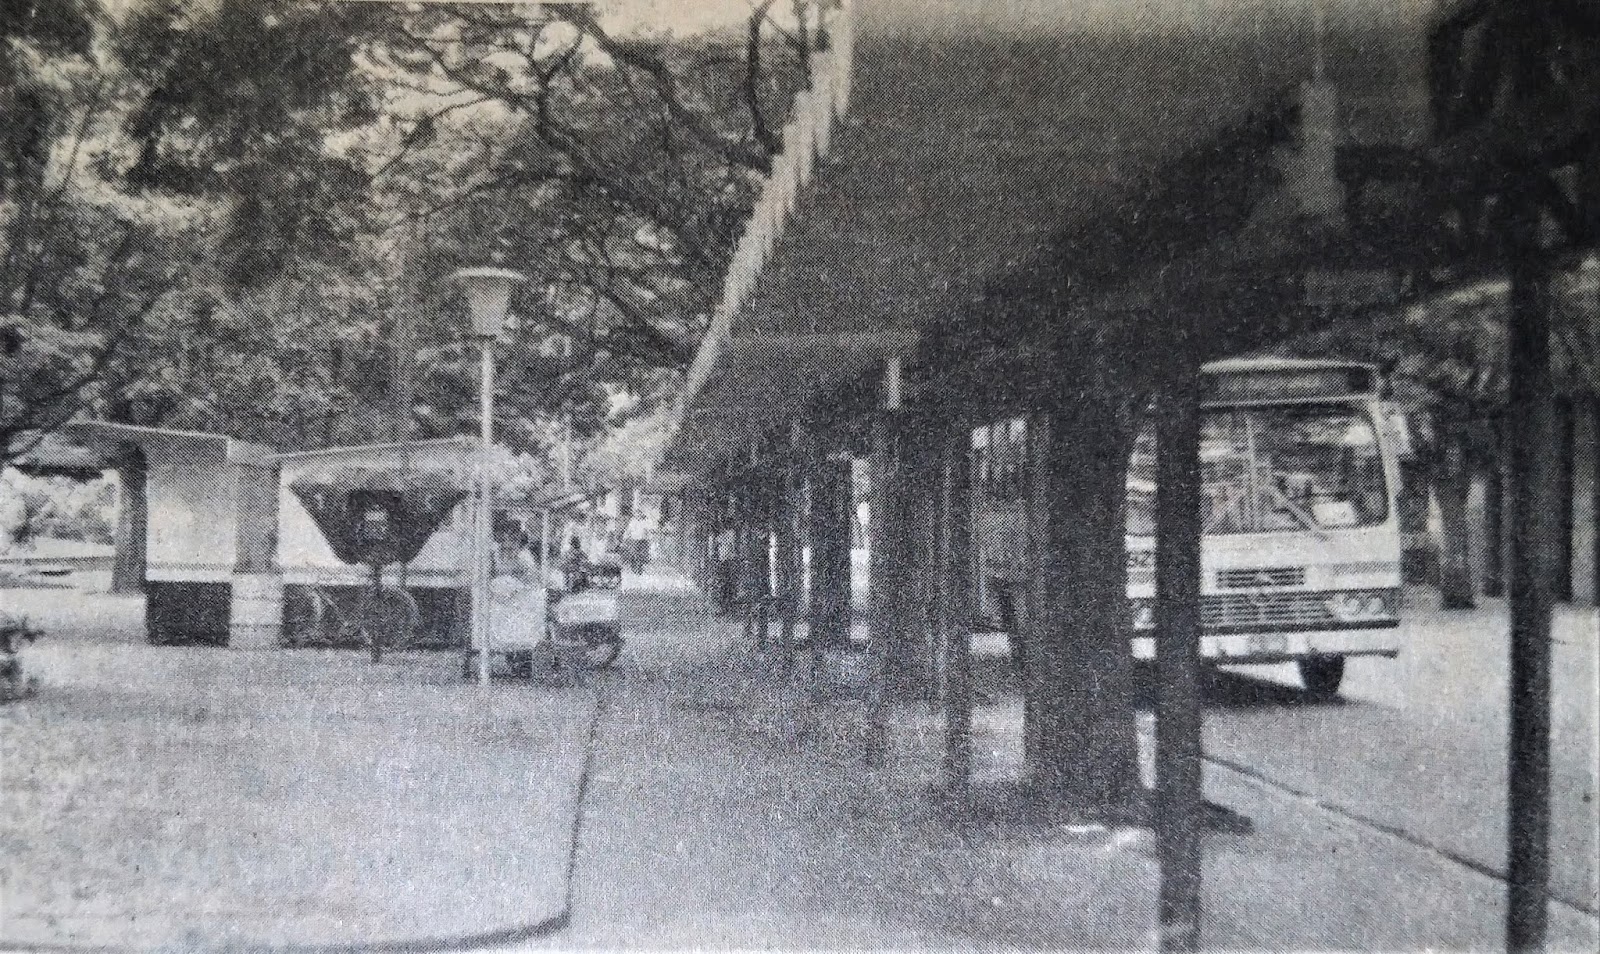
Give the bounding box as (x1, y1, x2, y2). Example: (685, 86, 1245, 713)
(657, 1, 1592, 949)
(36, 422, 278, 647)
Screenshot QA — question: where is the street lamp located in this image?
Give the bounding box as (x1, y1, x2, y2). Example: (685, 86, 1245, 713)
(454, 265, 526, 686)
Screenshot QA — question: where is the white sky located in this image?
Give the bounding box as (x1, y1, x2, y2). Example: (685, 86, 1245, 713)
(102, 2, 1437, 40)
(100, 1, 760, 35)
(327, 1, 761, 36)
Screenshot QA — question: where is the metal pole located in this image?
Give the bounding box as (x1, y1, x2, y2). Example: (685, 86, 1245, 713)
(561, 409, 573, 491)
(1155, 354, 1204, 953)
(865, 357, 906, 767)
(539, 508, 552, 584)
(865, 413, 892, 768)
(370, 560, 385, 664)
(477, 338, 495, 687)
(1505, 204, 1556, 953)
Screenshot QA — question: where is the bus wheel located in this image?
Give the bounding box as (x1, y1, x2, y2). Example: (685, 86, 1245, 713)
(1298, 656, 1345, 700)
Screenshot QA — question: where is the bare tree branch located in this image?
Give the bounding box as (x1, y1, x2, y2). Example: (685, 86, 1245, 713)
(744, 0, 780, 156)
(550, 5, 774, 173)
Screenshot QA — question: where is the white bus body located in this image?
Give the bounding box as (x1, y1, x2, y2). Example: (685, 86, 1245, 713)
(975, 358, 1405, 696)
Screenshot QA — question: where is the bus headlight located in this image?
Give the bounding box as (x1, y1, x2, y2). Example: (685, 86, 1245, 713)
(1323, 589, 1398, 622)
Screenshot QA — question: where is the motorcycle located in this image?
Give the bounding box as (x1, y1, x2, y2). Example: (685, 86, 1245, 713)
(1, 613, 42, 703)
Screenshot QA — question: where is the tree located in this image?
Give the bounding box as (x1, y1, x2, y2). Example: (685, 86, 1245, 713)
(1317, 0, 1598, 615)
(106, 0, 831, 459)
(1, 0, 194, 464)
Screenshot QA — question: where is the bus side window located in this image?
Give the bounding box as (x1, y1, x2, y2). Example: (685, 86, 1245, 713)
(993, 423, 1011, 499)
(972, 425, 993, 496)
(1007, 418, 1028, 500)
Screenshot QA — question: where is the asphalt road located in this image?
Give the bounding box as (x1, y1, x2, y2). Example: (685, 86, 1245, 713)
(1200, 599, 1600, 915)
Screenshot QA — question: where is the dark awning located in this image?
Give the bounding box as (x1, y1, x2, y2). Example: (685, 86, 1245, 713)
(663, 0, 1437, 475)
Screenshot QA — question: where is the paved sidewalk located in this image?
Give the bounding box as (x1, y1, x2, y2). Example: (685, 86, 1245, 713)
(0, 588, 596, 951)
(6, 577, 1595, 951)
(540, 585, 1599, 952)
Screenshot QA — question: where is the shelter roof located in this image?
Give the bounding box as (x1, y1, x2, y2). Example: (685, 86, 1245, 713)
(271, 436, 477, 463)
(13, 422, 276, 473)
(8, 432, 109, 479)
(663, 0, 1437, 475)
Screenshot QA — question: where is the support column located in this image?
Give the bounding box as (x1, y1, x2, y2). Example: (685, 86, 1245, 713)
(865, 412, 896, 767)
(940, 424, 975, 792)
(737, 474, 765, 646)
(1155, 357, 1204, 953)
(866, 358, 915, 768)
(682, 489, 704, 589)
(1029, 391, 1141, 811)
(1568, 399, 1596, 606)
(715, 483, 737, 616)
(808, 444, 852, 649)
(900, 422, 940, 702)
(746, 466, 772, 649)
(1504, 213, 1557, 953)
(776, 425, 804, 674)
(111, 447, 148, 595)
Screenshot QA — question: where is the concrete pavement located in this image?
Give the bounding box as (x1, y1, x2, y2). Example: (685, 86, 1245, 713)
(542, 604, 1599, 952)
(1203, 600, 1600, 912)
(0, 588, 596, 951)
(3, 577, 1596, 950)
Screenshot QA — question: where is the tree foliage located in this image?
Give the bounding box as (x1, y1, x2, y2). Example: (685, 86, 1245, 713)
(1, 0, 198, 463)
(5, 0, 832, 479)
(98, 0, 829, 462)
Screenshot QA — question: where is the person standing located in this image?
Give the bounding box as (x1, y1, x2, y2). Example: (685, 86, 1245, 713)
(713, 524, 737, 615)
(490, 516, 547, 678)
(560, 535, 589, 592)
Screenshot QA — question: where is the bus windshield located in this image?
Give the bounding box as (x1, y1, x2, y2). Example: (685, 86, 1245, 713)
(1126, 403, 1388, 536)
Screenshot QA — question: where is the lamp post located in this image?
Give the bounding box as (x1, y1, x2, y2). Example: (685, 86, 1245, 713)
(454, 265, 526, 686)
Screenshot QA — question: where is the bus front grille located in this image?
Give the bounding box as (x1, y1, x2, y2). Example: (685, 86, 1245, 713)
(1216, 566, 1307, 588)
(1202, 591, 1331, 630)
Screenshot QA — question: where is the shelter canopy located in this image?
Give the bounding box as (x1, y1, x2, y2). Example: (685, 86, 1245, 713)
(11, 422, 274, 477)
(664, 0, 1436, 474)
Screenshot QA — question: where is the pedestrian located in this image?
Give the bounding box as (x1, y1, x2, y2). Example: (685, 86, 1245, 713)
(490, 515, 546, 679)
(492, 516, 538, 582)
(714, 524, 737, 615)
(560, 535, 589, 592)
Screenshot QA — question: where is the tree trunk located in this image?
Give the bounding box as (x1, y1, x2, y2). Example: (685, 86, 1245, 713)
(1026, 396, 1141, 814)
(111, 448, 148, 595)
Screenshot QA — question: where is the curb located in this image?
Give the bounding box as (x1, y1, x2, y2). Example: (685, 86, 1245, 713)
(1205, 753, 1600, 920)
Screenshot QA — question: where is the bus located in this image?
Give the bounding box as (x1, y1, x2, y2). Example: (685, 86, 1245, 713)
(973, 357, 1408, 699)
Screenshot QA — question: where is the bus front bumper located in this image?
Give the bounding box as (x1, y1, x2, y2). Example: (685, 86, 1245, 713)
(1130, 626, 1400, 664)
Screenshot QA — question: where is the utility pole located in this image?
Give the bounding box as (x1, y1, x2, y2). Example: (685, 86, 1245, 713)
(1503, 190, 1557, 954)
(1501, 15, 1559, 951)
(1154, 348, 1205, 953)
